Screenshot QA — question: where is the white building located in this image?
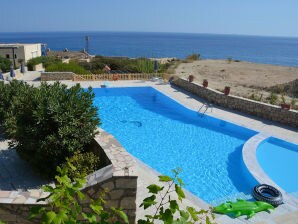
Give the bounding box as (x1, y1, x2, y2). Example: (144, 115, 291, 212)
(0, 43, 42, 67)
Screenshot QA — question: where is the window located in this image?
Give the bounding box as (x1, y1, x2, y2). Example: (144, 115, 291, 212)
(15, 54, 17, 59)
(6, 54, 10, 59)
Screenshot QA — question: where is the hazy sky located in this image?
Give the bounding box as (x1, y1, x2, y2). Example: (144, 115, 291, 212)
(1, 0, 298, 37)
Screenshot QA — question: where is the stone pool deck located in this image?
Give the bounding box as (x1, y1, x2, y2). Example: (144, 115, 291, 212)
(10, 79, 298, 223)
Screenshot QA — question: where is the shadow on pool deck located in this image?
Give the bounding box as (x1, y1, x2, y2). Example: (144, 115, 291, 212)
(0, 137, 49, 191)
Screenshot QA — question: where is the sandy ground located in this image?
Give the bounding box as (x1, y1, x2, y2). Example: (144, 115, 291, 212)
(175, 59, 298, 100)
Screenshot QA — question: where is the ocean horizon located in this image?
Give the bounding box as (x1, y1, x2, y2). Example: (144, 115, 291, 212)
(1, 31, 298, 66)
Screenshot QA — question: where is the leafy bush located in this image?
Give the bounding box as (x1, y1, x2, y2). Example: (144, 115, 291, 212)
(0, 56, 12, 72)
(3, 81, 100, 178)
(63, 151, 101, 179)
(27, 56, 60, 71)
(28, 164, 215, 224)
(186, 53, 200, 61)
(0, 82, 14, 123)
(30, 160, 128, 224)
(290, 98, 297, 109)
(79, 56, 170, 74)
(139, 168, 215, 224)
(46, 62, 90, 74)
(268, 92, 278, 105)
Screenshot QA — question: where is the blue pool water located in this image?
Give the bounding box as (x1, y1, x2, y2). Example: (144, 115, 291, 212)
(257, 137, 298, 193)
(93, 87, 258, 203)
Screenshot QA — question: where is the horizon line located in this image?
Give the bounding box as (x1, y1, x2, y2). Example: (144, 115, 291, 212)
(0, 30, 297, 39)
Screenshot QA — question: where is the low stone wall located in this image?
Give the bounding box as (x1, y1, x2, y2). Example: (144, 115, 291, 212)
(0, 128, 138, 223)
(172, 78, 298, 127)
(41, 72, 75, 81)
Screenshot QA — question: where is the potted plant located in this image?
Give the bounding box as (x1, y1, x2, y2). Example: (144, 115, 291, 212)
(203, 79, 208, 88)
(224, 86, 230, 95)
(280, 94, 291, 110)
(188, 75, 194, 83)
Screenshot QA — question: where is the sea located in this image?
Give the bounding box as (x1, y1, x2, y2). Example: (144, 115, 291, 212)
(1, 31, 298, 66)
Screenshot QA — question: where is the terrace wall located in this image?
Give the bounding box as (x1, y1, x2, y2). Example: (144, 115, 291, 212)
(0, 128, 138, 223)
(41, 72, 75, 81)
(172, 78, 298, 128)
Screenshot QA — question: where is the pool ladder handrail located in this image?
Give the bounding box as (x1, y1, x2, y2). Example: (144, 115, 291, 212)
(198, 102, 213, 116)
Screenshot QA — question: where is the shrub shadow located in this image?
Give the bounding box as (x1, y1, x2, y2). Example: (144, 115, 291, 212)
(0, 147, 49, 191)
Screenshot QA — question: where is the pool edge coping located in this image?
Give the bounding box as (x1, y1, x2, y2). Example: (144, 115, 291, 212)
(242, 132, 298, 207)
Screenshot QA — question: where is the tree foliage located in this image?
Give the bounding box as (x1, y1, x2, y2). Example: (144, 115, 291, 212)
(2, 81, 100, 178)
(0, 56, 12, 72)
(46, 62, 91, 74)
(27, 56, 61, 71)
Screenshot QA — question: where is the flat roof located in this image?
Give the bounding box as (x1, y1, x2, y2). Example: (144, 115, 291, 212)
(0, 43, 42, 48)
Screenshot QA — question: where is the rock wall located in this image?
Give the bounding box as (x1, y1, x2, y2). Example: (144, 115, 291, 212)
(41, 72, 74, 81)
(0, 128, 138, 223)
(172, 78, 298, 127)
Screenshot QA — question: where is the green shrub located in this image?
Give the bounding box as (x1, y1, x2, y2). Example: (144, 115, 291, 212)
(64, 151, 100, 179)
(0, 82, 12, 123)
(290, 98, 297, 109)
(4, 81, 100, 178)
(0, 56, 12, 72)
(46, 62, 90, 74)
(268, 92, 278, 105)
(30, 160, 128, 224)
(79, 56, 170, 74)
(29, 164, 214, 224)
(27, 56, 60, 71)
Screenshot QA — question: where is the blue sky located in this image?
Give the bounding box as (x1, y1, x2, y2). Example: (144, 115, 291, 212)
(1, 0, 298, 37)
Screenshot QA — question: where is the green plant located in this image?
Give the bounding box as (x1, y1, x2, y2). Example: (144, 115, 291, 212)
(63, 151, 101, 179)
(280, 93, 286, 104)
(30, 160, 128, 224)
(46, 62, 91, 74)
(0, 82, 13, 123)
(0, 56, 12, 72)
(79, 56, 170, 74)
(249, 93, 263, 102)
(268, 92, 278, 105)
(138, 168, 215, 224)
(290, 98, 297, 108)
(4, 81, 100, 178)
(27, 56, 61, 71)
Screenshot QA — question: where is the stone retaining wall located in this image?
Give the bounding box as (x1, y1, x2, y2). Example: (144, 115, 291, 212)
(172, 78, 298, 127)
(41, 72, 75, 81)
(0, 128, 138, 223)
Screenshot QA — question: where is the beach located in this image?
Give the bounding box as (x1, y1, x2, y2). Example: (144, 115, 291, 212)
(175, 59, 298, 102)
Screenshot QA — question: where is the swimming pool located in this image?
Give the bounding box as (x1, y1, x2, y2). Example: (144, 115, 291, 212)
(257, 137, 298, 194)
(93, 87, 259, 204)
